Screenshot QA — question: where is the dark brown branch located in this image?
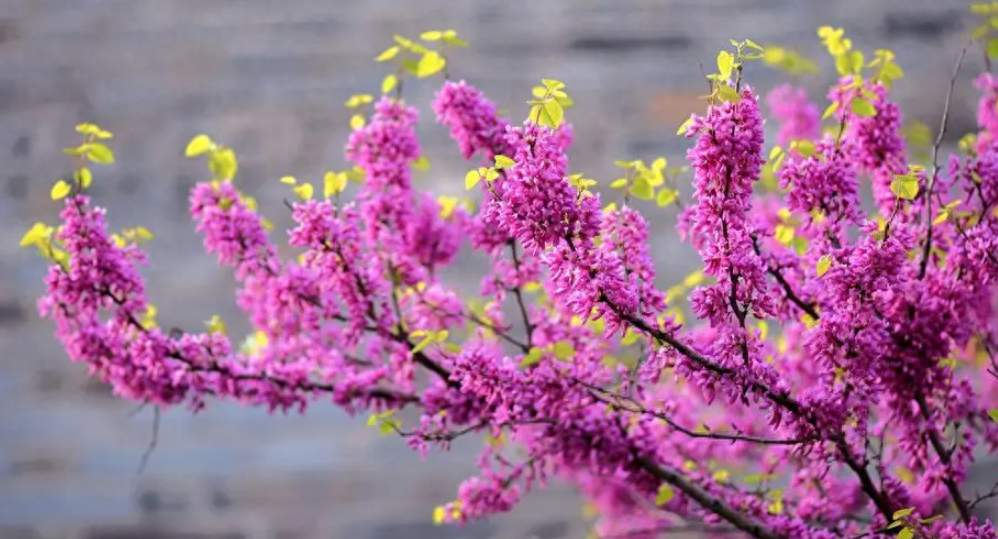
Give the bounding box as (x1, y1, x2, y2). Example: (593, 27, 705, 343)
(635, 457, 786, 539)
(915, 393, 972, 522)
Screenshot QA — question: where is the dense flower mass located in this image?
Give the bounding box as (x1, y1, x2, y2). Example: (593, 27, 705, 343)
(28, 28, 998, 539)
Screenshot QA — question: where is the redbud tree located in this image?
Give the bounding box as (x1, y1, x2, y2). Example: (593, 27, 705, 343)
(21, 20, 998, 539)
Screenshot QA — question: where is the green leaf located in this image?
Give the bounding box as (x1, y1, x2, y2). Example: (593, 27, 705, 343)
(185, 134, 214, 157)
(717, 50, 735, 80)
(494, 155, 515, 169)
(892, 507, 915, 520)
(655, 484, 675, 506)
(421, 30, 443, 41)
(86, 142, 115, 164)
(851, 98, 876, 117)
(656, 188, 679, 208)
(989, 409, 998, 424)
(897, 528, 914, 539)
(610, 178, 627, 189)
(416, 51, 446, 78)
(816, 255, 832, 277)
(631, 177, 654, 200)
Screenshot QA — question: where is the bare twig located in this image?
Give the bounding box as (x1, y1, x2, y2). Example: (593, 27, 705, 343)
(919, 43, 969, 279)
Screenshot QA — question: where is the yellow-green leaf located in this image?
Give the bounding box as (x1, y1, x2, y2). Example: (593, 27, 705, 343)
(794, 140, 816, 158)
(20, 222, 52, 247)
(208, 148, 238, 180)
(494, 155, 515, 169)
(381, 73, 398, 94)
(280, 175, 297, 185)
(438, 196, 459, 219)
(86, 143, 115, 164)
(897, 528, 914, 539)
(677, 116, 695, 136)
(465, 169, 482, 190)
(542, 78, 565, 91)
(890, 175, 919, 200)
(416, 51, 446, 78)
(989, 38, 998, 59)
(631, 177, 654, 200)
(292, 183, 313, 201)
(538, 99, 564, 127)
(376, 46, 400, 62)
(816, 255, 832, 277)
(185, 134, 214, 157)
(851, 98, 876, 118)
(717, 50, 735, 80)
(519, 347, 543, 368)
(324, 171, 347, 198)
(717, 84, 741, 103)
(345, 94, 374, 108)
(775, 224, 795, 245)
(655, 484, 675, 506)
(350, 114, 366, 130)
(656, 188, 679, 208)
(893, 507, 915, 520)
(413, 156, 430, 170)
(551, 341, 574, 361)
(205, 315, 227, 334)
(412, 334, 435, 354)
(51, 179, 71, 200)
(822, 102, 839, 120)
(421, 30, 443, 41)
(989, 409, 998, 424)
(77, 167, 93, 189)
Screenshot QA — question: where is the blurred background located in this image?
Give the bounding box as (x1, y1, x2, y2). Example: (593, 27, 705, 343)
(0, 1, 991, 538)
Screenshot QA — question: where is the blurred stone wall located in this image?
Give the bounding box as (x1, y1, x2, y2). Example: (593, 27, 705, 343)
(0, 1, 988, 538)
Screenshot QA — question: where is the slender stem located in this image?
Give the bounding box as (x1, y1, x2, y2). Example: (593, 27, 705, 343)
(919, 44, 968, 279)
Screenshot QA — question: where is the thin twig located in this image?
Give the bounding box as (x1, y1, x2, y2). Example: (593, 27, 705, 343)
(919, 43, 969, 279)
(137, 406, 160, 475)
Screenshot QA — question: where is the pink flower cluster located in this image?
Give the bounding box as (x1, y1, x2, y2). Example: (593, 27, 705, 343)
(33, 54, 998, 539)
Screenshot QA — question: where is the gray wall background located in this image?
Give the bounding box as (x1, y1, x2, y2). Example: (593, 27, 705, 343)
(0, 1, 986, 538)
